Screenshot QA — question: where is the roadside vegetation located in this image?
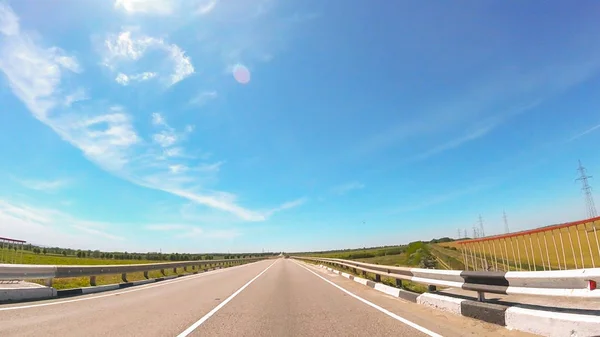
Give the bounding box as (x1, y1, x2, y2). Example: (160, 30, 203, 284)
(1, 245, 274, 290)
(294, 238, 462, 293)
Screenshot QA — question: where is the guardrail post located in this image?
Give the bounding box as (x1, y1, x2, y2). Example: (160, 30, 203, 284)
(143, 271, 149, 279)
(192, 265, 196, 270)
(428, 285, 437, 292)
(183, 266, 188, 272)
(353, 268, 357, 274)
(160, 269, 166, 276)
(173, 267, 177, 274)
(375, 274, 381, 282)
(121, 273, 128, 283)
(477, 291, 485, 302)
(45, 278, 53, 287)
(395, 279, 402, 288)
(90, 275, 97, 286)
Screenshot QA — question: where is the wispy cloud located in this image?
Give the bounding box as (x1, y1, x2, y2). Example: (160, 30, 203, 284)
(568, 123, 600, 142)
(115, 71, 157, 85)
(16, 178, 70, 192)
(391, 183, 494, 214)
(264, 197, 307, 217)
(145, 223, 241, 239)
(408, 126, 492, 162)
(0, 199, 125, 248)
(103, 29, 194, 86)
(189, 90, 217, 106)
(196, 0, 218, 15)
(331, 182, 365, 195)
(0, 3, 304, 223)
(114, 0, 174, 15)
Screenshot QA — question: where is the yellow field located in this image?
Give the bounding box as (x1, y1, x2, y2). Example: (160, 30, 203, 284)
(440, 219, 600, 271)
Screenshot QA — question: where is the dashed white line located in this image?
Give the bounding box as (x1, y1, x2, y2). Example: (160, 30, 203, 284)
(292, 260, 444, 337)
(176, 259, 278, 337)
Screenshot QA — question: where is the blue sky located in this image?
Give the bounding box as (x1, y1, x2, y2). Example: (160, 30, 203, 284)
(1, 0, 600, 253)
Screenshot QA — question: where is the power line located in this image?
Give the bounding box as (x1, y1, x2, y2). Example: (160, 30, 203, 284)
(576, 160, 597, 219)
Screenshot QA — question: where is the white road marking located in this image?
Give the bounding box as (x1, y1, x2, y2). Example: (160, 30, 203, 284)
(292, 260, 444, 337)
(0, 260, 269, 311)
(176, 259, 278, 337)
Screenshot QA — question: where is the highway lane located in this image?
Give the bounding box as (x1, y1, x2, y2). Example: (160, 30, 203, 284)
(0, 260, 276, 336)
(0, 258, 535, 337)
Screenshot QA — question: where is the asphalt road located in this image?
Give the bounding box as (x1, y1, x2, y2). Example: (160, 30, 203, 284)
(0, 259, 535, 337)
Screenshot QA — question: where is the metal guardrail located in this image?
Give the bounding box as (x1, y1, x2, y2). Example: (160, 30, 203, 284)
(293, 256, 600, 301)
(0, 257, 267, 287)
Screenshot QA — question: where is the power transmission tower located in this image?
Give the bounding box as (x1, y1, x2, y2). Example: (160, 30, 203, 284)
(464, 229, 468, 239)
(478, 215, 485, 237)
(576, 160, 598, 219)
(503, 211, 510, 234)
(458, 228, 461, 239)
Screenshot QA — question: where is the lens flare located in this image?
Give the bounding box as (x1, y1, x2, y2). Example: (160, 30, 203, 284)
(232, 64, 250, 84)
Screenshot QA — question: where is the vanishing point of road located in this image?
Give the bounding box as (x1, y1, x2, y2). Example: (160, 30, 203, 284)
(0, 259, 535, 337)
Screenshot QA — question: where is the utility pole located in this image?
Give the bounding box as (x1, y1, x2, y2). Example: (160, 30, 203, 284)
(503, 211, 510, 234)
(458, 228, 461, 239)
(478, 215, 485, 237)
(577, 160, 598, 219)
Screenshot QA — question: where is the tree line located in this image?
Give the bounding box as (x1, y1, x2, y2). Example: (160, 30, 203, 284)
(7, 244, 274, 261)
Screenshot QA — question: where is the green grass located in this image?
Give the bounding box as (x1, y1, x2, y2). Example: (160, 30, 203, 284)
(0, 249, 156, 265)
(0, 248, 244, 289)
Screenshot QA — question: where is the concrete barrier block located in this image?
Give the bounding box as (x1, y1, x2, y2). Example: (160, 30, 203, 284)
(505, 306, 600, 337)
(373, 283, 401, 297)
(461, 300, 507, 326)
(0, 282, 56, 302)
(417, 293, 464, 315)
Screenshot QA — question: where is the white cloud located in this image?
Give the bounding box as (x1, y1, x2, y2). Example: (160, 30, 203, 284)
(64, 88, 89, 107)
(0, 2, 19, 36)
(331, 182, 365, 195)
(0, 199, 125, 249)
(568, 122, 600, 142)
(189, 90, 217, 106)
(264, 197, 307, 217)
(0, 3, 302, 223)
(50, 48, 82, 73)
(116, 71, 157, 85)
(145, 223, 240, 239)
(0, 9, 80, 119)
(103, 30, 193, 86)
(115, 73, 129, 85)
(168, 164, 188, 174)
(196, 0, 217, 15)
(409, 126, 493, 162)
(153, 131, 177, 147)
(17, 178, 69, 192)
(114, 0, 174, 15)
(145, 223, 187, 231)
(167, 44, 194, 85)
(104, 30, 161, 63)
(151, 112, 165, 126)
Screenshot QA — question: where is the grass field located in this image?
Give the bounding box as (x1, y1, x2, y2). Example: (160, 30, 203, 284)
(0, 249, 156, 265)
(298, 242, 440, 293)
(439, 219, 600, 271)
(0, 248, 244, 289)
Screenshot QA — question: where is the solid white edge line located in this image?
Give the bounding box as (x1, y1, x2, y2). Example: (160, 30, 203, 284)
(0, 260, 269, 312)
(176, 259, 279, 337)
(292, 260, 444, 337)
